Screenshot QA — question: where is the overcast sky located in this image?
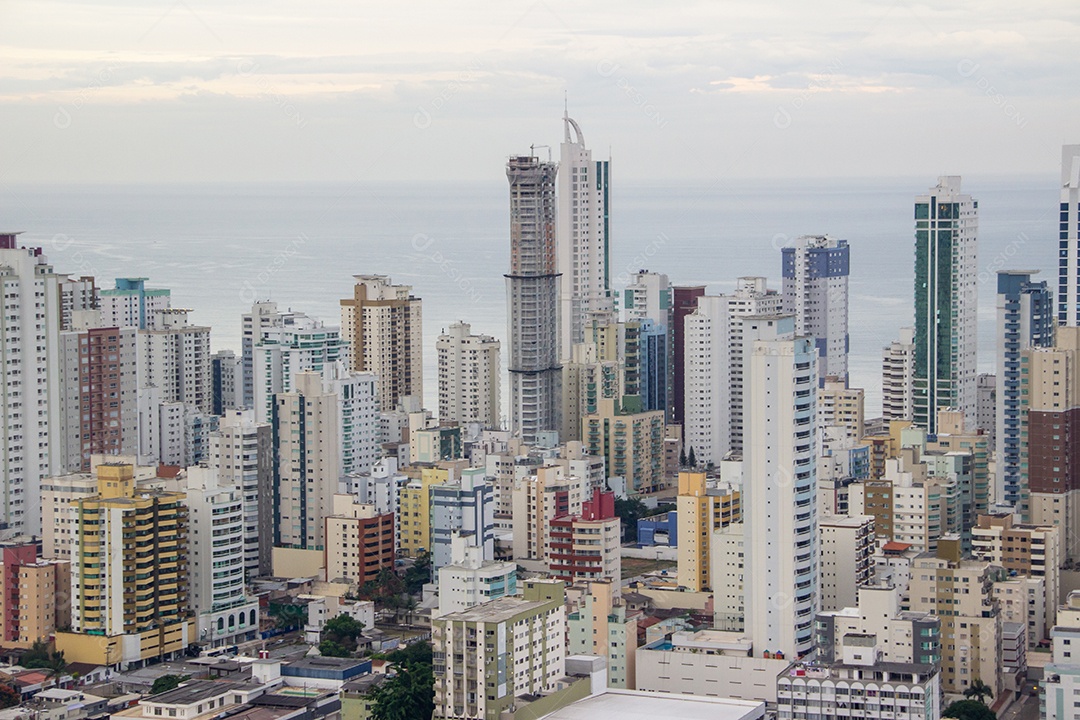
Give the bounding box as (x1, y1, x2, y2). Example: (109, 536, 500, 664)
(1, 0, 1077, 183)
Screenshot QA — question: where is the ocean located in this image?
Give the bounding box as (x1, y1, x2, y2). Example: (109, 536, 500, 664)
(0, 175, 1060, 416)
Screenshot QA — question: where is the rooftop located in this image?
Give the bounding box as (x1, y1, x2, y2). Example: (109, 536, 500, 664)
(438, 596, 552, 623)
(144, 680, 250, 706)
(537, 689, 764, 720)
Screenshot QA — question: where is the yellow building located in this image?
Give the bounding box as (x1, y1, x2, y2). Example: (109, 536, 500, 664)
(676, 471, 741, 592)
(0, 542, 70, 648)
(859, 420, 910, 479)
(398, 466, 450, 558)
(582, 398, 666, 494)
(56, 463, 194, 669)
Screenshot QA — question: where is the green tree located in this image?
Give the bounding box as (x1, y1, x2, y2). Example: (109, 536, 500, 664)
(943, 700, 996, 720)
(318, 639, 351, 658)
(403, 551, 432, 595)
(679, 448, 687, 467)
(614, 496, 649, 543)
(687, 446, 697, 468)
(963, 678, 995, 704)
(20, 639, 67, 676)
(269, 601, 308, 631)
(0, 683, 20, 709)
(150, 675, 188, 695)
(369, 646, 434, 720)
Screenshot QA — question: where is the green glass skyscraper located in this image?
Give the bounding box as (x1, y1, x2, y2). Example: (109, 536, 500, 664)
(913, 176, 978, 434)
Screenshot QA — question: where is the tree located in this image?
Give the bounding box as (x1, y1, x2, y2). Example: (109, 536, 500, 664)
(614, 496, 649, 543)
(963, 678, 995, 705)
(403, 551, 432, 595)
(0, 683, 19, 709)
(687, 446, 697, 468)
(20, 639, 67, 676)
(150, 675, 187, 695)
(369, 644, 434, 720)
(269, 601, 308, 631)
(320, 613, 365, 655)
(318, 639, 351, 658)
(679, 448, 687, 467)
(943, 700, 996, 720)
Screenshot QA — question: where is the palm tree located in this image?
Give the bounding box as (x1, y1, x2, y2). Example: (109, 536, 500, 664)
(963, 678, 994, 705)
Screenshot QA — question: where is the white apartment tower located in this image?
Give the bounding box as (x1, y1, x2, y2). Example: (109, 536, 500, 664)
(208, 409, 273, 579)
(241, 301, 309, 408)
(252, 314, 347, 422)
(557, 112, 611, 360)
(340, 275, 423, 410)
(883, 327, 916, 422)
(183, 466, 260, 648)
(743, 315, 819, 659)
(683, 277, 781, 464)
(506, 155, 561, 443)
(913, 176, 978, 433)
(683, 296, 731, 467)
(1061, 145, 1080, 327)
(138, 308, 212, 413)
(436, 321, 500, 428)
(0, 233, 65, 537)
(782, 235, 850, 382)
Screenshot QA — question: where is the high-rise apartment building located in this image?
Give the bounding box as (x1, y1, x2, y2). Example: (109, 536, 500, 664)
(913, 176, 978, 433)
(672, 285, 706, 427)
(996, 271, 1054, 507)
(436, 321, 500, 428)
(549, 488, 620, 585)
(1021, 327, 1080, 558)
(252, 311, 347, 422)
(241, 301, 309, 407)
(0, 542, 70, 648)
(431, 467, 495, 572)
(340, 274, 422, 409)
(432, 580, 566, 720)
(882, 327, 916, 422)
(743, 315, 819, 659)
(211, 349, 239, 414)
(676, 471, 741, 592)
(818, 378, 864, 440)
(683, 278, 782, 465)
(271, 372, 342, 551)
(0, 233, 66, 537)
(567, 580, 638, 689)
(558, 113, 611, 359)
(1060, 145, 1080, 327)
(57, 463, 194, 669)
(818, 514, 874, 612)
(582, 398, 665, 493)
(98, 277, 170, 330)
(782, 235, 850, 382)
(184, 466, 261, 649)
(58, 318, 139, 472)
(138, 308, 212, 413)
(324, 494, 395, 586)
(907, 538, 1002, 697)
(506, 155, 561, 443)
(208, 409, 273, 579)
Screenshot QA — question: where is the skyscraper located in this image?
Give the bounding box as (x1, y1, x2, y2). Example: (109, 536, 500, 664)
(782, 235, 850, 383)
(340, 274, 423, 410)
(0, 233, 65, 537)
(506, 154, 561, 443)
(436, 321, 500, 428)
(1061, 145, 1080, 327)
(743, 315, 818, 659)
(913, 176, 978, 434)
(98, 277, 170, 330)
(672, 285, 706, 428)
(882, 327, 916, 422)
(995, 271, 1053, 508)
(557, 112, 611, 359)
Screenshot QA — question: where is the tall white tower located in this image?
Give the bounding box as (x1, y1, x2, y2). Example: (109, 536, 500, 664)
(743, 315, 819, 659)
(1060, 145, 1080, 327)
(781, 235, 850, 383)
(913, 176, 978, 433)
(557, 111, 611, 360)
(0, 233, 64, 537)
(437, 322, 500, 428)
(882, 327, 916, 422)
